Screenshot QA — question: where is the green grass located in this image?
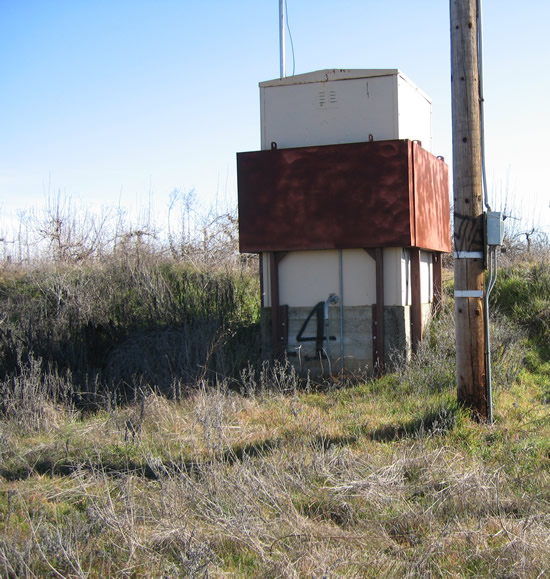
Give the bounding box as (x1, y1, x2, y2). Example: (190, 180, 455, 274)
(491, 259, 550, 346)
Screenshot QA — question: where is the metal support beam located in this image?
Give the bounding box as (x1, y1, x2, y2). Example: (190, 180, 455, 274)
(432, 252, 443, 315)
(366, 248, 385, 373)
(410, 247, 422, 352)
(268, 252, 288, 360)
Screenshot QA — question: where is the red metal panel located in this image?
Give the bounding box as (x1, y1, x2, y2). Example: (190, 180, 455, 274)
(238, 140, 414, 253)
(412, 143, 452, 252)
(237, 139, 450, 254)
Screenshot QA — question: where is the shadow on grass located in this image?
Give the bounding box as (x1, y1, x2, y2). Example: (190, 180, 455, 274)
(368, 405, 458, 442)
(0, 406, 458, 481)
(0, 431, 365, 482)
(0, 437, 286, 482)
(223, 437, 282, 461)
(0, 456, 166, 482)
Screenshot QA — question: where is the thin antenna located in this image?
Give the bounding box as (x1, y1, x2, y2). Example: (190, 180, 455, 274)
(279, 0, 286, 78)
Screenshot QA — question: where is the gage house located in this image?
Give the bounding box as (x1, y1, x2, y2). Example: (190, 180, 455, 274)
(237, 69, 451, 376)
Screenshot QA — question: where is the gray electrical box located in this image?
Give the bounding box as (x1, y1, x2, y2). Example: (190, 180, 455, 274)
(486, 211, 505, 246)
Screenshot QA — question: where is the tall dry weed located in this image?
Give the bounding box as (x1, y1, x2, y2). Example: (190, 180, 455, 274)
(0, 353, 73, 432)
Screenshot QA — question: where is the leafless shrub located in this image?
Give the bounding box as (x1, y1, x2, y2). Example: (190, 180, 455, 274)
(390, 305, 457, 396)
(259, 358, 303, 396)
(0, 354, 73, 432)
(167, 188, 242, 270)
(1, 189, 248, 272)
(389, 294, 526, 399)
(30, 192, 115, 263)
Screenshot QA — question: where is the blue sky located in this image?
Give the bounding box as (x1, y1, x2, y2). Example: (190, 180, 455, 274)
(1, 0, 549, 235)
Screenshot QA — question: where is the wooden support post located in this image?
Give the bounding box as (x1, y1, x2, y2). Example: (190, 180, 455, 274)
(450, 0, 488, 418)
(410, 247, 422, 352)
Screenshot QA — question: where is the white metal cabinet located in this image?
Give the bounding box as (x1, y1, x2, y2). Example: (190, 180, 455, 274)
(260, 69, 432, 151)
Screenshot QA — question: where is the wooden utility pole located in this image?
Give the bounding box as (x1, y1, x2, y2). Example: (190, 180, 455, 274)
(450, 0, 488, 418)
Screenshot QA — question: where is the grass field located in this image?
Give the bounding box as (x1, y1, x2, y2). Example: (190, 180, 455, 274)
(0, 221, 549, 576)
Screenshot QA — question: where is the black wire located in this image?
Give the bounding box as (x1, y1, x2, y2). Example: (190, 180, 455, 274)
(285, 0, 296, 75)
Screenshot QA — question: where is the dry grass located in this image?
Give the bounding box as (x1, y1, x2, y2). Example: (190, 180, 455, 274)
(0, 297, 545, 576)
(1, 353, 550, 577)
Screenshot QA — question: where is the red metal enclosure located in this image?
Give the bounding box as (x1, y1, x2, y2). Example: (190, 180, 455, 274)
(237, 139, 450, 253)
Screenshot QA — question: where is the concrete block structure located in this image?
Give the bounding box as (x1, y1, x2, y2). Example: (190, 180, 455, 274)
(237, 69, 451, 376)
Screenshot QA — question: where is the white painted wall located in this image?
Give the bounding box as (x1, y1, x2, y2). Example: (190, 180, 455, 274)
(261, 75, 397, 149)
(397, 75, 433, 152)
(264, 247, 435, 309)
(278, 250, 340, 307)
(402, 248, 412, 306)
(420, 250, 433, 304)
(383, 247, 412, 307)
(342, 249, 377, 306)
(277, 249, 377, 307)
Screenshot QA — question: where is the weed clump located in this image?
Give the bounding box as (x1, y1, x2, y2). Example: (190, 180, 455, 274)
(0, 353, 74, 432)
(491, 258, 550, 348)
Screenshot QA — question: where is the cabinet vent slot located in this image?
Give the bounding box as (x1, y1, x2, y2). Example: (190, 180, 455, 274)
(319, 90, 338, 107)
